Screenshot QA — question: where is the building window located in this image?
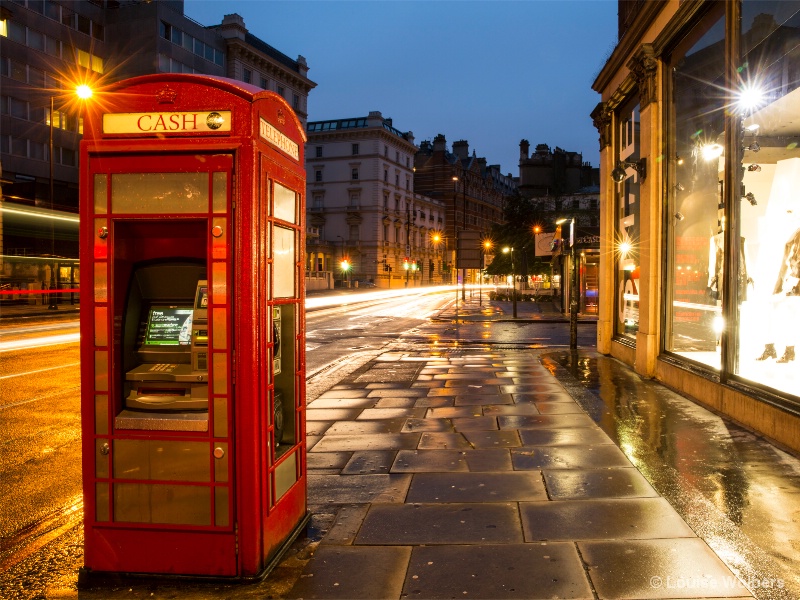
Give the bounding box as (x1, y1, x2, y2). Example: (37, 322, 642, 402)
(315, 146, 322, 158)
(242, 68, 252, 84)
(293, 94, 299, 110)
(613, 96, 641, 342)
(277, 85, 285, 98)
(395, 174, 399, 187)
(351, 168, 359, 180)
(315, 170, 322, 182)
(384, 169, 388, 183)
(665, 8, 725, 370)
(352, 143, 359, 156)
(384, 145, 388, 157)
(349, 192, 360, 207)
(349, 224, 360, 241)
(260, 76, 268, 89)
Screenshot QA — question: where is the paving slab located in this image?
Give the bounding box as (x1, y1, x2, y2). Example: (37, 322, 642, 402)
(543, 467, 659, 499)
(308, 398, 377, 409)
(520, 498, 696, 540)
(306, 408, 364, 421)
(453, 393, 514, 405)
(533, 401, 590, 414)
(324, 418, 407, 435)
(462, 430, 522, 448)
(310, 433, 421, 452)
(401, 418, 453, 433)
(341, 450, 397, 475)
(501, 383, 569, 394)
(373, 397, 418, 408)
(406, 472, 548, 503)
(356, 407, 427, 419)
(391, 448, 512, 473)
(451, 416, 499, 431)
(413, 396, 454, 408)
(518, 427, 616, 446)
(498, 414, 597, 428)
(287, 545, 412, 599)
(402, 543, 594, 599)
(511, 445, 632, 469)
(482, 404, 541, 416)
(355, 503, 524, 544)
(307, 451, 352, 472)
(308, 473, 411, 505)
(365, 388, 429, 398)
(512, 391, 576, 403)
(418, 432, 473, 450)
(579, 538, 751, 598)
(425, 406, 483, 418)
(315, 389, 372, 399)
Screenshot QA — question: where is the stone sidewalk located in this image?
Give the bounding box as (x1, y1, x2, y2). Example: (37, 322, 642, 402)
(289, 348, 754, 599)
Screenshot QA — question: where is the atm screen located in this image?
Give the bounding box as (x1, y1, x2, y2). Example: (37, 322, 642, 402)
(144, 307, 193, 346)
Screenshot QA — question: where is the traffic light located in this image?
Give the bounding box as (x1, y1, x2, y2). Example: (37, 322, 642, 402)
(403, 257, 410, 270)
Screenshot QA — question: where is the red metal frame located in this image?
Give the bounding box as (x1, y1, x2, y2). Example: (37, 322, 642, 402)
(79, 75, 306, 580)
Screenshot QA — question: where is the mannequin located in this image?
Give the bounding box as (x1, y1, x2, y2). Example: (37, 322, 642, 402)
(756, 225, 800, 363)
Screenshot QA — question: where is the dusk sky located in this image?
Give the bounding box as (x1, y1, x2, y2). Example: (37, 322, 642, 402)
(184, 0, 618, 176)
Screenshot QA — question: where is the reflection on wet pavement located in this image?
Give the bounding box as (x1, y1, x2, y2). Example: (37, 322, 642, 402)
(544, 350, 800, 600)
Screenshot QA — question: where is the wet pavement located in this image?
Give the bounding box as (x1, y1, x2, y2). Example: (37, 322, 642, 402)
(6, 293, 800, 599)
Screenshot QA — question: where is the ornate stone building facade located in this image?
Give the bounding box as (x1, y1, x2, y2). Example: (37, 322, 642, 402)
(305, 112, 446, 288)
(592, 1, 800, 452)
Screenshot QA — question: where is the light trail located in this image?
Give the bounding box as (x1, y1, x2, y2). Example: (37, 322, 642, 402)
(0, 333, 80, 352)
(0, 362, 80, 380)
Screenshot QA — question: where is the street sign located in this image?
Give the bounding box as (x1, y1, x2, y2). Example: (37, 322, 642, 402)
(456, 230, 482, 268)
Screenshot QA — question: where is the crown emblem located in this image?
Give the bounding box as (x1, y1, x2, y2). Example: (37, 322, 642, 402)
(156, 86, 178, 104)
(277, 108, 286, 125)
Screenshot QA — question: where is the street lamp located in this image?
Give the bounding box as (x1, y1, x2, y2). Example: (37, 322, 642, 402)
(502, 246, 517, 319)
(556, 217, 578, 350)
(431, 232, 442, 283)
(481, 240, 492, 307)
(47, 83, 94, 309)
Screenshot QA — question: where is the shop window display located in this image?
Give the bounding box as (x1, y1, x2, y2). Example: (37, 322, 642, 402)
(667, 1, 799, 398)
(614, 98, 641, 340)
(736, 1, 800, 397)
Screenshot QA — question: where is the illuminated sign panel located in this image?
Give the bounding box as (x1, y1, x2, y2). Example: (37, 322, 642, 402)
(103, 111, 231, 134)
(259, 118, 299, 160)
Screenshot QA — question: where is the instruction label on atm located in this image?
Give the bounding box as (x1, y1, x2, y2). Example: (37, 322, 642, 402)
(146, 308, 194, 346)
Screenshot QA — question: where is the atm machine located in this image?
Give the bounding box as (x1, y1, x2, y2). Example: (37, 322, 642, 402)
(118, 262, 209, 428)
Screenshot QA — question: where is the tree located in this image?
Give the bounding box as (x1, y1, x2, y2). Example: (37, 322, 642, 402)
(485, 191, 546, 277)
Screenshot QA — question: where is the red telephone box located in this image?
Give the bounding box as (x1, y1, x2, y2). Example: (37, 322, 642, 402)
(78, 74, 307, 580)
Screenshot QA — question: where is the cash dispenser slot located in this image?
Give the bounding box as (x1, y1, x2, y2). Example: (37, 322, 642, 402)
(116, 261, 209, 431)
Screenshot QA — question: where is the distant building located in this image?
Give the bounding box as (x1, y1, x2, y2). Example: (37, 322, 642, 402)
(515, 140, 600, 316)
(0, 0, 315, 294)
(413, 135, 515, 276)
(306, 111, 446, 288)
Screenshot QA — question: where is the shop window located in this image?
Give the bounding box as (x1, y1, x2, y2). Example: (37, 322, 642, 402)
(613, 96, 641, 341)
(734, 1, 800, 397)
(666, 8, 726, 370)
